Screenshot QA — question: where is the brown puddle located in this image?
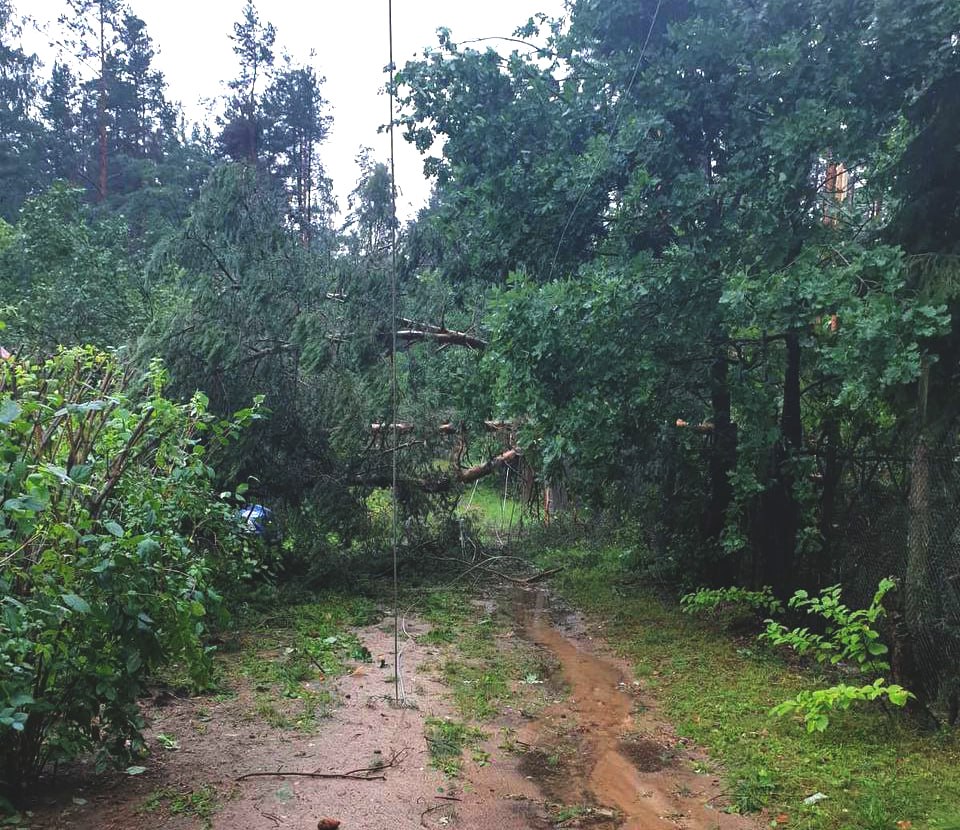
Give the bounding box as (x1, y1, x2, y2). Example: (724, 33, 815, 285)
(510, 587, 758, 830)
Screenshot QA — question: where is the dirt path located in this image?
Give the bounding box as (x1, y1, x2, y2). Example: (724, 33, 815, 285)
(23, 587, 762, 830)
(25, 617, 457, 830)
(499, 587, 760, 829)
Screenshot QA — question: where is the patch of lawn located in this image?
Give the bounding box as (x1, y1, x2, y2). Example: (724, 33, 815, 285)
(219, 593, 375, 726)
(458, 480, 519, 531)
(539, 547, 960, 830)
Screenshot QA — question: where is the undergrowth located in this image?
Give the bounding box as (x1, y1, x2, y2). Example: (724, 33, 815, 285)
(142, 784, 219, 829)
(189, 594, 378, 733)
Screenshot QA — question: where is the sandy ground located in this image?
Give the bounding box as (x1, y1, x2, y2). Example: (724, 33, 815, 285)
(22, 587, 763, 830)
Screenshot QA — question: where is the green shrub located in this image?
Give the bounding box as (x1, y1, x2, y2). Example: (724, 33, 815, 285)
(760, 578, 895, 673)
(771, 678, 912, 733)
(0, 348, 260, 794)
(681, 585, 784, 619)
(759, 578, 912, 730)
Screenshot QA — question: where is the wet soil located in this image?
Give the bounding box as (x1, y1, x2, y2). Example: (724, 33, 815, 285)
(485, 587, 761, 830)
(22, 617, 456, 830)
(21, 587, 762, 830)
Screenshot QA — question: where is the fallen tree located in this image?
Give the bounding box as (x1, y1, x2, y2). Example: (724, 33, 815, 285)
(354, 447, 520, 492)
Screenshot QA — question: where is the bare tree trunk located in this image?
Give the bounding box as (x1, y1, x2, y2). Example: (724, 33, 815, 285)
(544, 478, 568, 523)
(902, 358, 935, 719)
(817, 414, 841, 589)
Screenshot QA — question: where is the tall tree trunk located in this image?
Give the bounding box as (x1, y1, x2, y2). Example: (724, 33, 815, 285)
(907, 359, 931, 603)
(702, 346, 737, 549)
(96, 2, 108, 202)
(701, 344, 739, 585)
(544, 477, 568, 523)
(902, 358, 934, 714)
(817, 414, 841, 589)
(762, 330, 802, 595)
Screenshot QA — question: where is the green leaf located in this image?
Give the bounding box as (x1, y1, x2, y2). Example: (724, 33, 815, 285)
(136, 538, 161, 558)
(69, 464, 93, 484)
(61, 593, 92, 614)
(104, 521, 124, 537)
(0, 398, 20, 425)
(3, 495, 47, 512)
(55, 400, 108, 416)
(887, 685, 912, 706)
(124, 766, 147, 776)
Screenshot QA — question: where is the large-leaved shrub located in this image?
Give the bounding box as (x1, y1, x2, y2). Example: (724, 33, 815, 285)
(0, 347, 260, 794)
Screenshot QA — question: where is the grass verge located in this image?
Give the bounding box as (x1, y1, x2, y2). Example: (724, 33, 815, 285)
(536, 543, 960, 830)
(213, 593, 376, 732)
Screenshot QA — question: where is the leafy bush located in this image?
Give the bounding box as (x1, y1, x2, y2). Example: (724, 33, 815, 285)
(681, 585, 784, 619)
(759, 578, 913, 730)
(760, 578, 895, 673)
(771, 679, 913, 733)
(0, 347, 260, 794)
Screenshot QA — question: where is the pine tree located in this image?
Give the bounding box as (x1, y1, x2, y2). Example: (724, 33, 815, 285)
(42, 62, 81, 183)
(61, 0, 124, 201)
(262, 63, 332, 245)
(0, 0, 43, 219)
(219, 1, 275, 163)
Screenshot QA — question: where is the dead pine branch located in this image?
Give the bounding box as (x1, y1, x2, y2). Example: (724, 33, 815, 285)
(353, 447, 521, 492)
(426, 554, 563, 585)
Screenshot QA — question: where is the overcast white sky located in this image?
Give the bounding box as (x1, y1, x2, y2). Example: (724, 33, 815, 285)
(20, 1, 565, 219)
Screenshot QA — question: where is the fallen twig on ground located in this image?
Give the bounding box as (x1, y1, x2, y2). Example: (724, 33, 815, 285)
(236, 748, 408, 782)
(236, 770, 387, 782)
(421, 803, 456, 828)
(426, 555, 563, 585)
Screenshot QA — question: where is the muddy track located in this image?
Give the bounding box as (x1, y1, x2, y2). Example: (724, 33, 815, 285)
(23, 587, 762, 830)
(475, 586, 762, 829)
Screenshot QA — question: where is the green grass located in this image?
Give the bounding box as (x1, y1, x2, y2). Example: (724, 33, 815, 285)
(142, 785, 219, 829)
(221, 593, 376, 730)
(458, 480, 522, 532)
(424, 717, 487, 776)
(417, 588, 515, 719)
(536, 544, 960, 830)
(552, 803, 594, 823)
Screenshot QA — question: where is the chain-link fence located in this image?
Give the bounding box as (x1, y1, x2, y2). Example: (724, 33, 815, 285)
(834, 440, 960, 721)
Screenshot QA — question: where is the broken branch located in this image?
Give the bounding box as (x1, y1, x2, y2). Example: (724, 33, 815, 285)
(396, 329, 487, 350)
